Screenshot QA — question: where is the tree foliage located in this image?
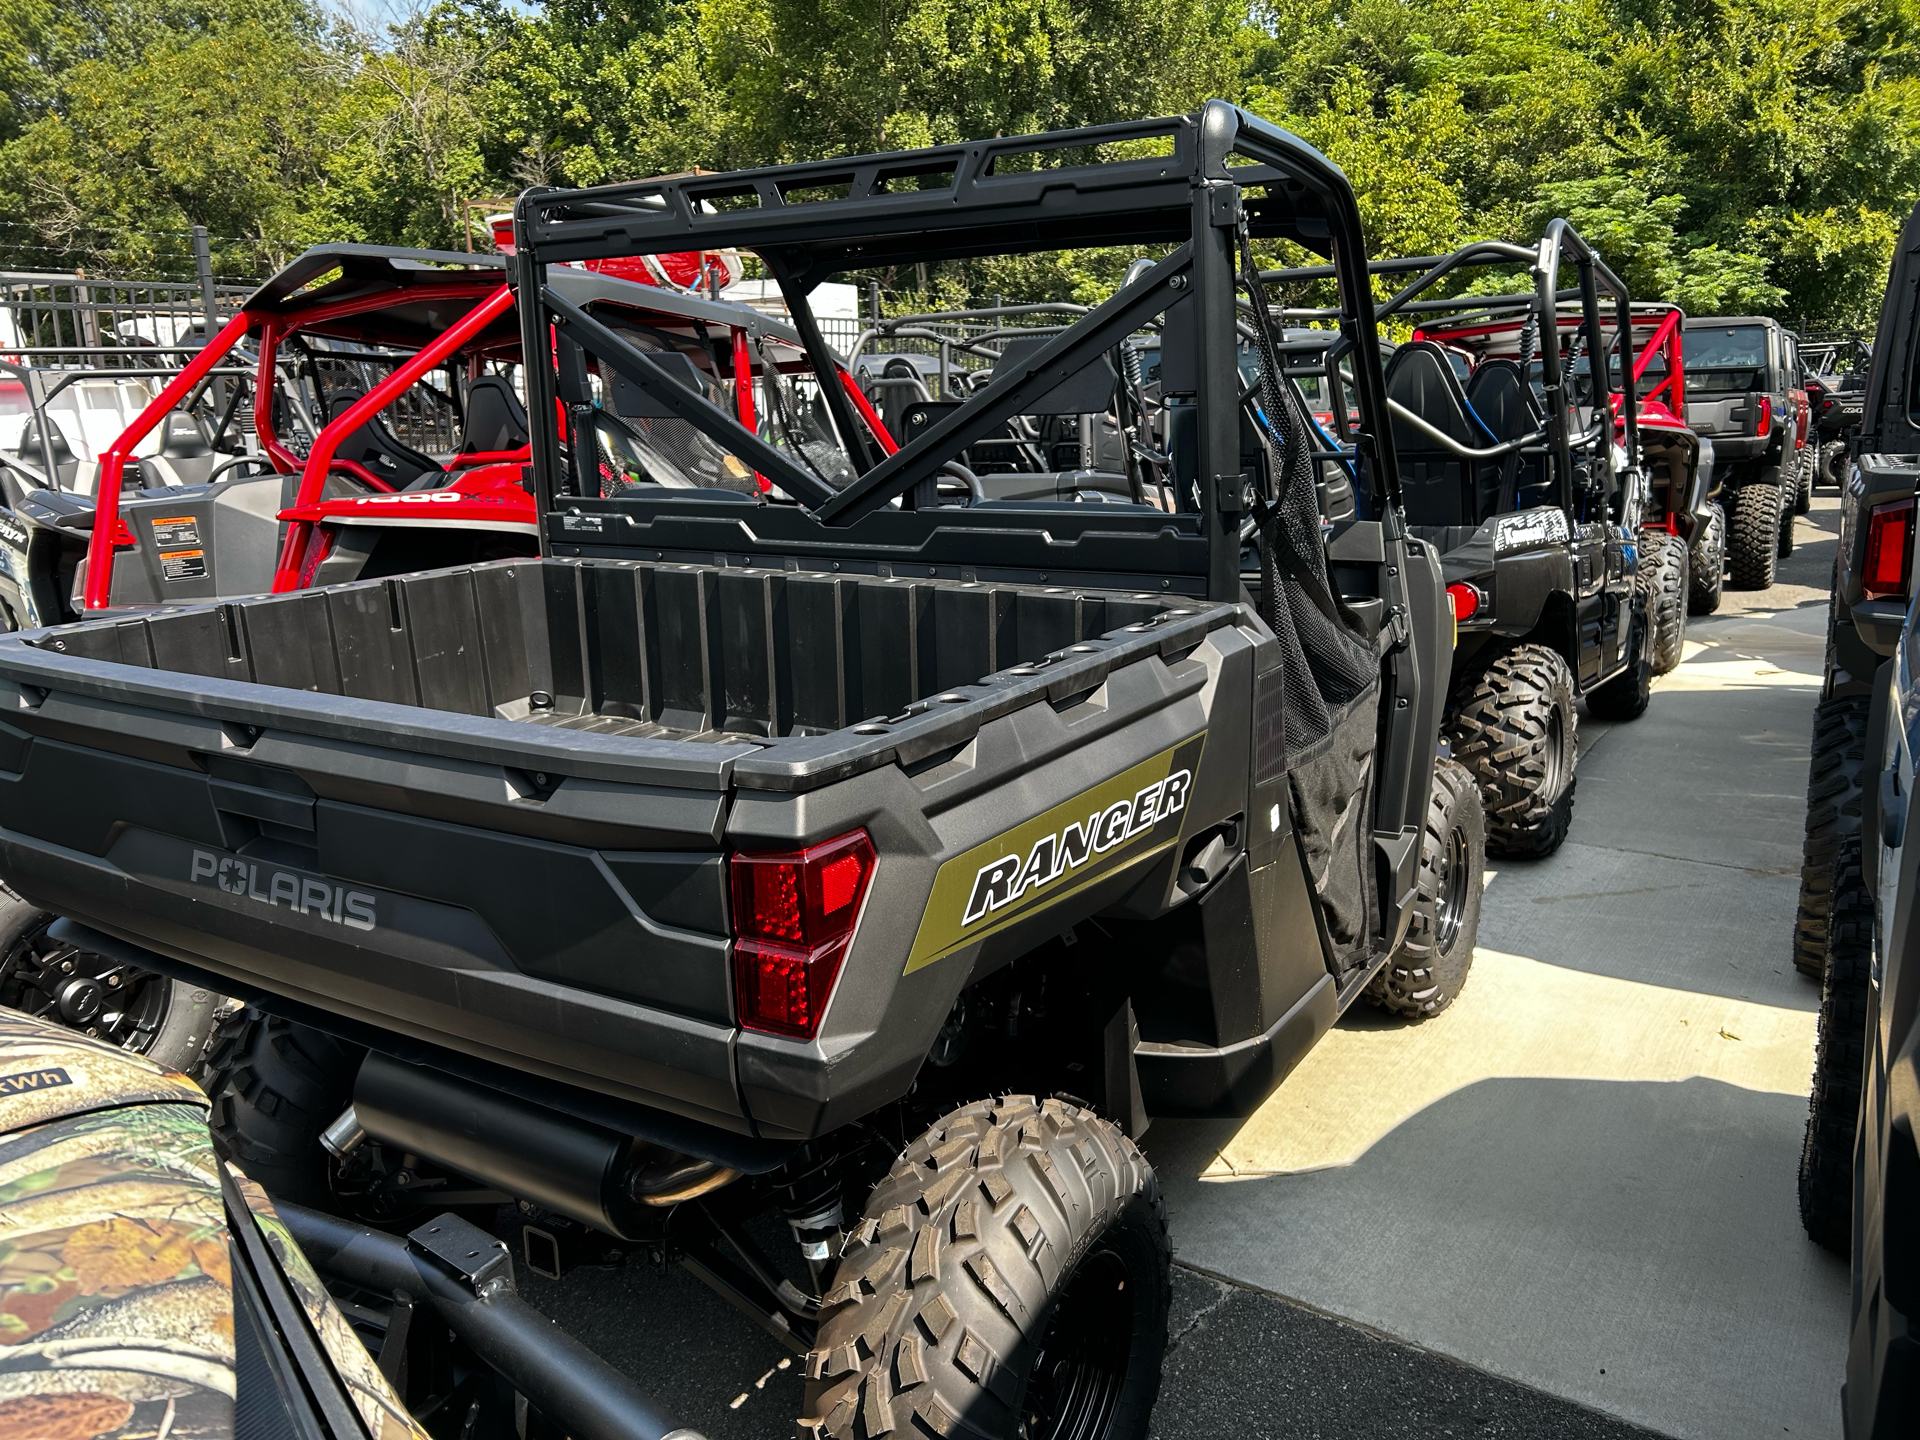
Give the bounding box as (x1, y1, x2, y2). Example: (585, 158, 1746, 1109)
(1, 0, 1917, 327)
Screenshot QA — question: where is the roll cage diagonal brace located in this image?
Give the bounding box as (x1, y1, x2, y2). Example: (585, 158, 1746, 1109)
(812, 244, 1194, 525)
(540, 287, 838, 508)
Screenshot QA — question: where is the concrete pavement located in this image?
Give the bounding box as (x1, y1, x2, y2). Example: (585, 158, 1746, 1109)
(1145, 495, 1850, 1439)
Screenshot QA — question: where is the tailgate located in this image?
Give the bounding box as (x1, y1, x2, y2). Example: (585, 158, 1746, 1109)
(0, 565, 755, 1131)
(1685, 396, 1748, 438)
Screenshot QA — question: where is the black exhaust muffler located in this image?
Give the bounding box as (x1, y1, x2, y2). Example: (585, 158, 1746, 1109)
(351, 1053, 738, 1238)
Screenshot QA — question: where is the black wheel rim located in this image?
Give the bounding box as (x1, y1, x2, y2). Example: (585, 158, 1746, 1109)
(0, 917, 172, 1052)
(1023, 1245, 1137, 1440)
(1435, 823, 1471, 954)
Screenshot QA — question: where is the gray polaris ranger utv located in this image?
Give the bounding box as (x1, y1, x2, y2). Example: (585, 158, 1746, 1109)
(0, 102, 1482, 1440)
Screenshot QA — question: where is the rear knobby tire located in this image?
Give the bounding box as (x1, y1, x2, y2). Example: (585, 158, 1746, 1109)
(0, 883, 220, 1072)
(1444, 644, 1578, 860)
(1800, 835, 1871, 1255)
(1688, 502, 1726, 616)
(1795, 448, 1813, 515)
(205, 1006, 362, 1208)
(1727, 482, 1781, 590)
(1794, 695, 1871, 979)
(1585, 597, 1654, 722)
(1639, 530, 1689, 675)
(1365, 756, 1485, 1019)
(801, 1096, 1170, 1440)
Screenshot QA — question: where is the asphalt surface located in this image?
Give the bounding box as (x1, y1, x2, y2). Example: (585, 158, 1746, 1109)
(523, 495, 1847, 1439)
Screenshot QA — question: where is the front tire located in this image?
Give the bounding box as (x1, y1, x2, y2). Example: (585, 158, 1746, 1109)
(0, 884, 220, 1072)
(1794, 448, 1813, 515)
(1365, 756, 1485, 1019)
(1800, 835, 1870, 1254)
(1793, 695, 1870, 979)
(1727, 482, 1782, 589)
(1688, 502, 1726, 615)
(801, 1096, 1170, 1440)
(1444, 645, 1579, 859)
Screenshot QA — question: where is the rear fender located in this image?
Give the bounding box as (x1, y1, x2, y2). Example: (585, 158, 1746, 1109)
(1520, 589, 1580, 678)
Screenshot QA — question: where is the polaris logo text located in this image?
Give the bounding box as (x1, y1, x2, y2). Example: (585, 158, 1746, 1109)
(190, 850, 376, 931)
(962, 769, 1192, 926)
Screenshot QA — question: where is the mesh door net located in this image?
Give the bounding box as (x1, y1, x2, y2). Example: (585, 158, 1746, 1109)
(1239, 233, 1383, 981)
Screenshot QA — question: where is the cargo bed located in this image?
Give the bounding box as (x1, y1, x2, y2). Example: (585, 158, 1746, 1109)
(0, 558, 1243, 1141)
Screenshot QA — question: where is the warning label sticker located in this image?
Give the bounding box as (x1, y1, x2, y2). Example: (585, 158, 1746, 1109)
(160, 549, 207, 580)
(151, 516, 201, 547)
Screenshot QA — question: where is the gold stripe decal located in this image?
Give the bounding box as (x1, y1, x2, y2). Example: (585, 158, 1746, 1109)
(903, 734, 1207, 974)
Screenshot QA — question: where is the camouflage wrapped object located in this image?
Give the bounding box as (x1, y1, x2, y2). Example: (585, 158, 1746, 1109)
(0, 1007, 423, 1440)
(229, 1170, 429, 1440)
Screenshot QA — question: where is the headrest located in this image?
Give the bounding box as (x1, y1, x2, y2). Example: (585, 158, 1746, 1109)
(460, 375, 529, 452)
(157, 411, 213, 459)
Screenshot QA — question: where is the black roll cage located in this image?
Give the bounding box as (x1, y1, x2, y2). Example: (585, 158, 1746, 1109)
(510, 99, 1399, 603)
(1259, 220, 1642, 522)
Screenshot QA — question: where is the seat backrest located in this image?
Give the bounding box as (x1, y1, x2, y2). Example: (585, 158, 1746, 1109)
(1386, 342, 1494, 528)
(608, 351, 708, 419)
(325, 390, 445, 491)
(457, 375, 529, 454)
(17, 415, 75, 466)
(156, 412, 213, 459)
(1461, 358, 1550, 516)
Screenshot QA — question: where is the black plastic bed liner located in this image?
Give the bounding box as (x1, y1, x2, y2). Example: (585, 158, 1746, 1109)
(33, 560, 1182, 740)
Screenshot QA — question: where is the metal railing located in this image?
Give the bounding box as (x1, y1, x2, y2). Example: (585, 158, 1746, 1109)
(0, 262, 252, 366)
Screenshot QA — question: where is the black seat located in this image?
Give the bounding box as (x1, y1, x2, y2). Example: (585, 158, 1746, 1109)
(1461, 359, 1552, 514)
(968, 337, 1118, 473)
(157, 411, 213, 459)
(15, 416, 78, 488)
(456, 375, 529, 454)
(137, 413, 220, 487)
(1386, 341, 1497, 529)
(325, 390, 445, 491)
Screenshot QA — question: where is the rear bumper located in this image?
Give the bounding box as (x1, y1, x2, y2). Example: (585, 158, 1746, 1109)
(2, 827, 751, 1135)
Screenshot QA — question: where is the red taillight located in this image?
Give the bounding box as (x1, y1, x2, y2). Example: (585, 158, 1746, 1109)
(1446, 582, 1481, 623)
(1756, 395, 1772, 437)
(1864, 499, 1915, 598)
(729, 830, 875, 1039)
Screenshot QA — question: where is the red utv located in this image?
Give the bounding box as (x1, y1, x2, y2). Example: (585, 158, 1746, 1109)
(82, 244, 888, 611)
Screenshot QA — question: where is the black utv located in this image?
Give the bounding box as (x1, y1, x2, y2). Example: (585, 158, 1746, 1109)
(1801, 334, 1870, 491)
(1262, 244, 1670, 860)
(1682, 315, 1811, 588)
(0, 104, 1486, 1440)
